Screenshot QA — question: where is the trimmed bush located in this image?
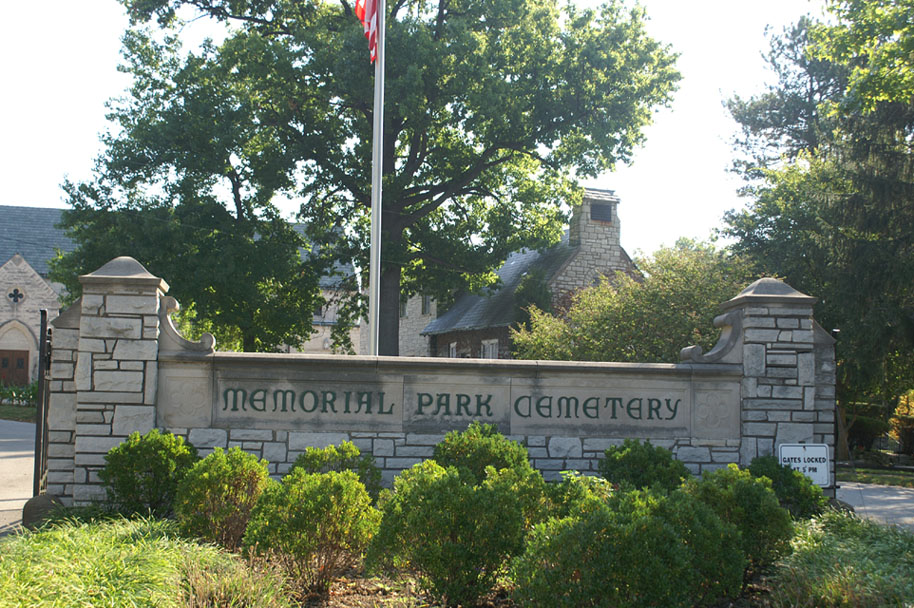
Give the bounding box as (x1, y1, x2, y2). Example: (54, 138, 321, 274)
(749, 455, 827, 519)
(433, 422, 549, 528)
(368, 460, 526, 607)
(175, 447, 271, 550)
(244, 469, 379, 595)
(597, 438, 690, 492)
(511, 488, 744, 608)
(98, 429, 198, 517)
(432, 421, 530, 483)
(290, 440, 382, 501)
(683, 463, 793, 567)
(546, 471, 614, 519)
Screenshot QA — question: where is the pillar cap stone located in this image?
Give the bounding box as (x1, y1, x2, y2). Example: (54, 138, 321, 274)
(79, 257, 169, 292)
(720, 278, 816, 312)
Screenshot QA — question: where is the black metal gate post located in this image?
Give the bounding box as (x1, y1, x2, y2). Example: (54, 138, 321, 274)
(33, 309, 52, 497)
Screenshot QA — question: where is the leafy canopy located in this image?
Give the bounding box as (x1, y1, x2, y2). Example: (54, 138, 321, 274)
(116, 0, 680, 354)
(52, 30, 325, 352)
(724, 7, 914, 407)
(511, 239, 757, 363)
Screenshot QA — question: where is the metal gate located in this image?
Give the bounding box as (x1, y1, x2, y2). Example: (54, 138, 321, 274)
(32, 310, 52, 497)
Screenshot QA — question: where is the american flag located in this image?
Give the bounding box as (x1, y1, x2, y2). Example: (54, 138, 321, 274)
(354, 0, 379, 61)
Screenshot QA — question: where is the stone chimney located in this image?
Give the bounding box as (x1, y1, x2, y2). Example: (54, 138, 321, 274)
(568, 188, 621, 250)
(550, 188, 631, 302)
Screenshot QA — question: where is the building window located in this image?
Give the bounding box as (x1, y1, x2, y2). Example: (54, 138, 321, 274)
(590, 202, 614, 222)
(399, 300, 408, 318)
(448, 342, 457, 358)
(421, 295, 432, 315)
(481, 339, 499, 359)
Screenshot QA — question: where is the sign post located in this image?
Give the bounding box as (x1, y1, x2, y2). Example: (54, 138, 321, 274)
(778, 443, 830, 487)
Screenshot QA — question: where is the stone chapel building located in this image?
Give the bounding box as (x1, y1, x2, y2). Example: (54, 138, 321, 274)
(0, 206, 76, 384)
(386, 187, 636, 358)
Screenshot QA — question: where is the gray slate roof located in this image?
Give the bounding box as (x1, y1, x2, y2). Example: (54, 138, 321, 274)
(0, 206, 75, 276)
(422, 234, 577, 336)
(0, 205, 353, 287)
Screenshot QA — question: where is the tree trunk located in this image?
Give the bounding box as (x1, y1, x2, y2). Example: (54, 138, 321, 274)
(242, 332, 256, 353)
(377, 264, 401, 356)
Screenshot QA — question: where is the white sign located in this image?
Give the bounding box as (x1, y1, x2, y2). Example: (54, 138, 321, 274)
(778, 443, 830, 487)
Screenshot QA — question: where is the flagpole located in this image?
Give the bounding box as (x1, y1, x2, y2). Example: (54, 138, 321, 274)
(367, 0, 385, 356)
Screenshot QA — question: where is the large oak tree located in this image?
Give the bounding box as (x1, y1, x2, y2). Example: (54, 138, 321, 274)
(98, 0, 680, 354)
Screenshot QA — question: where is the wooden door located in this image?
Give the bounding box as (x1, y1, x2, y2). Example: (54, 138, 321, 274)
(0, 349, 29, 386)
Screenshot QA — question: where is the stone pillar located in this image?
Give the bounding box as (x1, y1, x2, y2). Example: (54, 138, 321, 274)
(45, 303, 81, 503)
(725, 279, 837, 489)
(71, 257, 168, 504)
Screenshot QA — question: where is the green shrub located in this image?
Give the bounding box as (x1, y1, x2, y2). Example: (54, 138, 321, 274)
(890, 393, 914, 455)
(244, 469, 379, 595)
(771, 509, 914, 607)
(511, 488, 744, 607)
(290, 440, 382, 501)
(98, 429, 198, 517)
(749, 455, 827, 519)
(368, 460, 526, 607)
(174, 447, 271, 551)
(683, 463, 793, 567)
(545, 471, 614, 519)
(597, 438, 690, 492)
(847, 415, 890, 451)
(0, 380, 38, 406)
(432, 421, 530, 483)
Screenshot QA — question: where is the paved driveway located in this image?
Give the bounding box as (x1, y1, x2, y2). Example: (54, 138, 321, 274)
(837, 482, 914, 531)
(0, 420, 34, 536)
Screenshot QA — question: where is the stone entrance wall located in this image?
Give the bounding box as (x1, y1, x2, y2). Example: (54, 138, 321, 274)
(44, 257, 837, 504)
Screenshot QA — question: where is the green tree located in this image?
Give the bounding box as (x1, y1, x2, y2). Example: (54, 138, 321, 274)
(725, 16, 848, 178)
(511, 240, 757, 362)
(724, 8, 914, 423)
(812, 0, 914, 112)
(52, 31, 325, 352)
(119, 0, 680, 355)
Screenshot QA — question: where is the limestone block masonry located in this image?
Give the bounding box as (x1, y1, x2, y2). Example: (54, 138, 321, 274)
(45, 258, 838, 505)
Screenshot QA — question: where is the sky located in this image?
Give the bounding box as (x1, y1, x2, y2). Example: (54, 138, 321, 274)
(0, 0, 826, 256)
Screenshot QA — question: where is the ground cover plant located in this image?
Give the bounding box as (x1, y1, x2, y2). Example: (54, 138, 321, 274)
(770, 509, 914, 607)
(0, 381, 38, 407)
(0, 403, 35, 423)
(0, 516, 293, 608)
